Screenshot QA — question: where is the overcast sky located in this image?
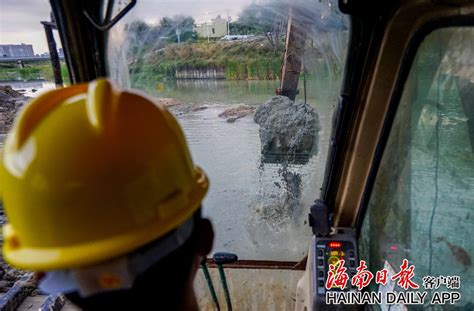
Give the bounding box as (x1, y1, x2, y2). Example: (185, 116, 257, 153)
(0, 0, 254, 54)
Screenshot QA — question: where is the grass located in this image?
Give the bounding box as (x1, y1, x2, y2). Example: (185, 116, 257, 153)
(0, 40, 315, 86)
(0, 61, 69, 83)
(130, 39, 284, 84)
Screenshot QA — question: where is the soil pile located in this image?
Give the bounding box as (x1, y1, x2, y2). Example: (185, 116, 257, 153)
(0, 85, 29, 133)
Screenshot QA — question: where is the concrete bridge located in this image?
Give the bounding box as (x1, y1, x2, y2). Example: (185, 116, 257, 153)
(0, 56, 65, 64)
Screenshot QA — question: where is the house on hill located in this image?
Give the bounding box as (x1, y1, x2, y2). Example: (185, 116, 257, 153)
(195, 15, 228, 39)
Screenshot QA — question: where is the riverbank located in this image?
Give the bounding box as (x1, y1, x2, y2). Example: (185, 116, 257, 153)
(130, 39, 283, 88)
(0, 85, 29, 133)
(0, 61, 68, 82)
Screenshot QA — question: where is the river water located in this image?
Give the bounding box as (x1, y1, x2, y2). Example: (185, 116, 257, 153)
(144, 79, 338, 261)
(1, 78, 338, 261)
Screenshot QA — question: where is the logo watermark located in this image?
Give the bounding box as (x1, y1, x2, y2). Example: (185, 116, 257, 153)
(324, 259, 462, 306)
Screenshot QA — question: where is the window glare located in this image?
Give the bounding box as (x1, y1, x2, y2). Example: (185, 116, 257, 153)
(360, 27, 474, 307)
(108, 0, 349, 261)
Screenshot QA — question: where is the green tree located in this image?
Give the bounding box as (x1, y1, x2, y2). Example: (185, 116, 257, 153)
(236, 0, 288, 53)
(127, 16, 197, 56)
(166, 16, 197, 43)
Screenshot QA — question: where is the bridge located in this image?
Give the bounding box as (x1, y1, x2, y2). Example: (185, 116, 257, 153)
(0, 56, 65, 63)
(0, 20, 65, 87)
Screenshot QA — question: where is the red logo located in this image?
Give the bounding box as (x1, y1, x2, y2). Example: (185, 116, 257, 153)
(325, 260, 349, 290)
(391, 259, 419, 290)
(375, 269, 388, 286)
(351, 260, 374, 290)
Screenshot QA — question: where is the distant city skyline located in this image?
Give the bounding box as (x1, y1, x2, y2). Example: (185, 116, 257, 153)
(0, 0, 254, 54)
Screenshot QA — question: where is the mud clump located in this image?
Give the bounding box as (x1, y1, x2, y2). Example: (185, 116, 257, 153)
(157, 97, 185, 108)
(0, 85, 29, 133)
(218, 105, 255, 123)
(158, 97, 208, 115)
(279, 169, 302, 214)
(254, 96, 320, 164)
(252, 96, 318, 224)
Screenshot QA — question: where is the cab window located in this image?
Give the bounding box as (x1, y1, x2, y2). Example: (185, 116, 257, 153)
(360, 27, 474, 308)
(108, 0, 349, 261)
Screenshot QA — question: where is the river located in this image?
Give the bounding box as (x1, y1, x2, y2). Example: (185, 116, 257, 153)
(141, 79, 338, 261)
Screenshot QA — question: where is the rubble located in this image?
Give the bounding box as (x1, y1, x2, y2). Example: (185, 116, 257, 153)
(0, 208, 26, 291)
(0, 85, 29, 133)
(0, 85, 29, 288)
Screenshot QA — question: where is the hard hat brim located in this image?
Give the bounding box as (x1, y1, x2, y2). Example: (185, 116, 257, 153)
(3, 167, 208, 271)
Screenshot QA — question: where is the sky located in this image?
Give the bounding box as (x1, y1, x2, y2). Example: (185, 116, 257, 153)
(0, 0, 254, 54)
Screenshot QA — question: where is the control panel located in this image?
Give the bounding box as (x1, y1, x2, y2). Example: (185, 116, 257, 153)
(310, 229, 360, 310)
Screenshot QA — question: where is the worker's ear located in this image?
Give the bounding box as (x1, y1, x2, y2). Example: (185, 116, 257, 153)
(195, 218, 214, 256)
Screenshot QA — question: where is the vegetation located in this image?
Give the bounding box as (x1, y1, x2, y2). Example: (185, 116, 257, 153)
(231, 0, 288, 54)
(127, 15, 197, 55)
(125, 1, 290, 85)
(0, 61, 68, 82)
(130, 39, 284, 87)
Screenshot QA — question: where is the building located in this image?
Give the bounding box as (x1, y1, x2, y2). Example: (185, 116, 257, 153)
(195, 15, 228, 39)
(0, 44, 35, 58)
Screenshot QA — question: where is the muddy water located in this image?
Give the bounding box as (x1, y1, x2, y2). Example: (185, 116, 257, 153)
(161, 80, 337, 261)
(176, 105, 315, 260)
(0, 81, 55, 97)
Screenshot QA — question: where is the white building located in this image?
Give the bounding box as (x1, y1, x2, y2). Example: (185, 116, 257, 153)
(195, 15, 228, 39)
(0, 44, 35, 58)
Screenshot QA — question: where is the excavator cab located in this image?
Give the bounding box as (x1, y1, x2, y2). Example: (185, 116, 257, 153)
(0, 0, 473, 310)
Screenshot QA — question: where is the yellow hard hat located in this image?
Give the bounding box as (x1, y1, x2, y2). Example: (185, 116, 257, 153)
(0, 79, 208, 271)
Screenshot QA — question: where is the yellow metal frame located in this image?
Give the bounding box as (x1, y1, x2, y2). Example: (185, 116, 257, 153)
(332, 0, 474, 227)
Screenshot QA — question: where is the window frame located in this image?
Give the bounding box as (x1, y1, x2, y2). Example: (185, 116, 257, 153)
(355, 18, 474, 233)
(317, 0, 474, 229)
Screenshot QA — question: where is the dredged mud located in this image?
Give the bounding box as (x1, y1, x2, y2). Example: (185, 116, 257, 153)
(251, 96, 320, 226)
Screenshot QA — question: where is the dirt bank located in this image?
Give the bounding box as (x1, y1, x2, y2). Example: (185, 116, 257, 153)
(157, 97, 209, 116)
(0, 85, 29, 133)
(218, 105, 255, 123)
(0, 85, 30, 289)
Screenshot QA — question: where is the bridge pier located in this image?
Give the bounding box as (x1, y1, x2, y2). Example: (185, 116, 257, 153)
(42, 21, 63, 87)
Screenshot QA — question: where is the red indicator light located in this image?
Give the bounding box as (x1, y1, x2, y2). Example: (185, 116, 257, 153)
(329, 242, 342, 248)
(390, 245, 398, 251)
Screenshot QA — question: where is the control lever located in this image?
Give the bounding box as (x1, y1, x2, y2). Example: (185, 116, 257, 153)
(308, 199, 331, 237)
(200, 258, 220, 310)
(212, 252, 238, 311)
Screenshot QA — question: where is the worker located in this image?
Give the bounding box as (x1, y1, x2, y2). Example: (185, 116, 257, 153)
(0, 79, 214, 310)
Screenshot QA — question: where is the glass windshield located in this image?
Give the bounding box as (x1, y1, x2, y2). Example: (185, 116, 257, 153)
(360, 27, 474, 308)
(108, 0, 349, 261)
